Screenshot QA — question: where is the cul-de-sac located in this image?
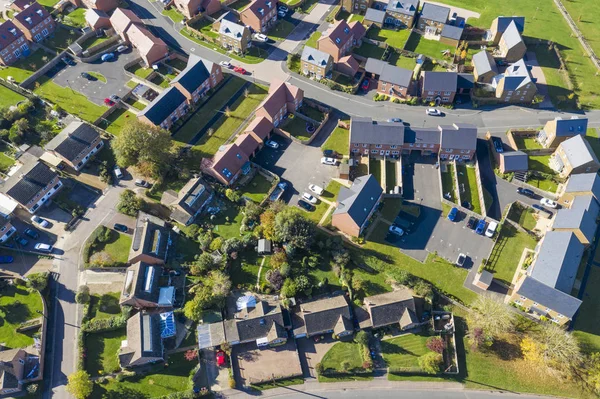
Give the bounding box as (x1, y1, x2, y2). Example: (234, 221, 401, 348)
(1, 0, 600, 398)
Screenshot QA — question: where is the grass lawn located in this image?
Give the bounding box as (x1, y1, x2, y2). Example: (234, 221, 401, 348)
(513, 136, 543, 151)
(45, 28, 80, 52)
(89, 292, 121, 320)
(0, 151, 15, 173)
(404, 31, 455, 61)
(88, 71, 106, 83)
(230, 250, 265, 288)
(88, 230, 132, 267)
(269, 20, 295, 41)
(320, 342, 365, 374)
(127, 63, 153, 79)
(173, 77, 247, 144)
(63, 8, 87, 28)
(0, 49, 48, 82)
(485, 224, 537, 285)
(456, 165, 481, 214)
(585, 128, 600, 160)
(151, 74, 170, 88)
(85, 328, 125, 377)
(299, 105, 325, 122)
(34, 77, 106, 123)
(321, 122, 349, 156)
(81, 35, 111, 50)
(280, 116, 314, 141)
(126, 80, 138, 89)
(305, 31, 321, 48)
(91, 352, 196, 398)
(348, 14, 364, 23)
(239, 172, 274, 203)
(162, 7, 184, 23)
(180, 29, 268, 64)
(166, 58, 188, 71)
(573, 266, 600, 354)
(100, 108, 136, 136)
(381, 334, 431, 372)
(321, 180, 345, 200)
(353, 42, 385, 59)
(527, 155, 560, 193)
(441, 164, 457, 203)
(301, 195, 331, 224)
(389, 52, 417, 70)
(380, 198, 402, 221)
(125, 97, 146, 110)
(229, 0, 251, 11)
(507, 203, 537, 231)
(299, 0, 319, 13)
(37, 0, 59, 8)
(385, 161, 397, 191)
(369, 158, 382, 184)
(210, 202, 244, 239)
(251, 377, 304, 390)
(0, 283, 43, 349)
(366, 27, 411, 49)
(0, 85, 25, 108)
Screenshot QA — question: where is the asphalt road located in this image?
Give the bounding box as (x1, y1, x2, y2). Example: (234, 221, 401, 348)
(259, 388, 551, 399)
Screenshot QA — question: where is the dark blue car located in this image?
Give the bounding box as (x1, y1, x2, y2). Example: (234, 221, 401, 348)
(447, 207, 458, 222)
(475, 219, 487, 235)
(0, 256, 14, 263)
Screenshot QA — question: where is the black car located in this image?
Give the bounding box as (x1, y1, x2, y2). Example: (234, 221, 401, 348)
(114, 223, 128, 233)
(322, 149, 339, 158)
(24, 228, 39, 239)
(62, 56, 76, 66)
(517, 187, 535, 198)
(532, 204, 553, 216)
(466, 216, 477, 229)
(297, 199, 314, 211)
(81, 72, 97, 81)
(15, 235, 28, 246)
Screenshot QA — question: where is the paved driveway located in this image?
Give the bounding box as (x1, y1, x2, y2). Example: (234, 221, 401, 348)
(296, 336, 338, 379)
(232, 340, 303, 386)
(52, 50, 139, 106)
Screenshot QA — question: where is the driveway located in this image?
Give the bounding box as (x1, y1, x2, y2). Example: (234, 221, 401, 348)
(296, 336, 338, 379)
(525, 52, 553, 109)
(423, 1, 480, 21)
(232, 340, 303, 386)
(52, 50, 140, 106)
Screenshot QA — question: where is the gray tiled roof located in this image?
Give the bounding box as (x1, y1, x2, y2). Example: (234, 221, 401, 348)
(552, 204, 598, 244)
(226, 301, 285, 343)
(171, 54, 214, 94)
(559, 135, 599, 169)
(380, 63, 413, 87)
(501, 20, 523, 49)
(364, 7, 386, 24)
(219, 19, 247, 40)
(365, 57, 388, 76)
(139, 86, 187, 125)
(494, 16, 525, 34)
(404, 127, 440, 145)
(550, 116, 588, 137)
(130, 211, 170, 262)
(530, 231, 584, 294)
(5, 162, 58, 205)
(350, 117, 404, 145)
(500, 151, 528, 172)
(120, 262, 161, 305)
(439, 123, 477, 151)
(517, 276, 581, 319)
(364, 289, 415, 328)
(441, 24, 463, 40)
(571, 194, 600, 214)
(298, 295, 352, 335)
(333, 175, 383, 229)
(565, 173, 600, 198)
(472, 51, 498, 76)
(45, 122, 100, 163)
(301, 46, 332, 67)
(120, 312, 164, 368)
(499, 59, 532, 90)
(421, 71, 457, 92)
(420, 2, 449, 23)
(385, 0, 418, 16)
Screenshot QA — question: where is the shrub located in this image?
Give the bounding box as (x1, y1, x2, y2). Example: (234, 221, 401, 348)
(117, 189, 145, 216)
(426, 336, 446, 354)
(89, 251, 116, 268)
(418, 352, 442, 374)
(76, 285, 90, 304)
(82, 315, 126, 333)
(26, 272, 48, 291)
(355, 330, 370, 347)
(228, 376, 236, 389)
(209, 237, 223, 252)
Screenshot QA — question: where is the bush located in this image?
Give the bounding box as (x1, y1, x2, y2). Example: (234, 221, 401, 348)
(418, 352, 442, 374)
(355, 330, 370, 347)
(89, 251, 116, 268)
(82, 315, 126, 333)
(117, 189, 145, 216)
(228, 376, 236, 389)
(426, 336, 446, 354)
(76, 285, 90, 304)
(26, 272, 48, 291)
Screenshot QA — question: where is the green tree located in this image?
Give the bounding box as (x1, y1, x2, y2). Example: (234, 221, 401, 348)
(26, 272, 48, 291)
(76, 285, 90, 304)
(117, 190, 145, 216)
(225, 188, 241, 203)
(183, 295, 204, 321)
(527, 323, 582, 371)
(468, 295, 515, 339)
(418, 352, 442, 374)
(66, 370, 93, 399)
(294, 275, 312, 296)
(274, 208, 314, 247)
(190, 253, 218, 275)
(587, 352, 600, 395)
(355, 330, 370, 347)
(281, 278, 298, 298)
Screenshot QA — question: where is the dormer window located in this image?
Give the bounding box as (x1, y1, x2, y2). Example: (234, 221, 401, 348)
(25, 17, 33, 24)
(266, 1, 272, 8)
(335, 37, 341, 44)
(343, 27, 350, 34)
(36, 9, 43, 17)
(9, 28, 17, 36)
(258, 8, 264, 15)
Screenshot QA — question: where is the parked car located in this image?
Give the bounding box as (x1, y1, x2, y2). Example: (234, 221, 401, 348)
(24, 228, 39, 239)
(302, 192, 318, 204)
(31, 215, 49, 228)
(61, 56, 75, 66)
(116, 45, 129, 53)
(493, 139, 504, 153)
(447, 207, 458, 222)
(113, 166, 123, 179)
(426, 108, 442, 116)
(253, 33, 268, 42)
(388, 225, 404, 236)
(219, 60, 232, 68)
(485, 221, 498, 238)
(322, 149, 339, 158)
(456, 253, 466, 267)
(265, 140, 279, 149)
(540, 197, 557, 208)
(475, 219, 487, 235)
(278, 9, 286, 17)
(34, 243, 53, 253)
(135, 179, 149, 188)
(466, 216, 477, 229)
(80, 72, 96, 81)
(103, 98, 116, 107)
(233, 66, 246, 74)
(110, 94, 120, 102)
(0, 256, 14, 263)
(216, 350, 226, 367)
(114, 223, 128, 233)
(387, 118, 402, 123)
(533, 204, 553, 216)
(278, 4, 288, 12)
(100, 52, 115, 62)
(297, 199, 314, 211)
(517, 187, 535, 198)
(15, 236, 28, 246)
(361, 78, 370, 91)
(309, 184, 324, 195)
(321, 157, 336, 165)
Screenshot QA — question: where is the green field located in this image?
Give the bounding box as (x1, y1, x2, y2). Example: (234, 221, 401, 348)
(381, 334, 431, 372)
(0, 283, 43, 349)
(485, 224, 537, 285)
(162, 7, 184, 23)
(0, 85, 25, 108)
(366, 27, 411, 49)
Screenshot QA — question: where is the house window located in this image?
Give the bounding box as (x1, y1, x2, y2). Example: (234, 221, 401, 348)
(42, 28, 49, 37)
(390, 145, 397, 149)
(13, 48, 21, 58)
(409, 143, 413, 147)
(515, 300, 522, 306)
(444, 91, 451, 96)
(371, 150, 378, 154)
(558, 314, 564, 318)
(442, 97, 449, 102)
(533, 302, 539, 306)
(34, 34, 42, 42)
(428, 91, 434, 95)
(416, 144, 421, 148)
(20, 43, 28, 52)
(375, 144, 382, 148)
(354, 143, 359, 147)
(391, 151, 400, 154)
(362, 144, 367, 147)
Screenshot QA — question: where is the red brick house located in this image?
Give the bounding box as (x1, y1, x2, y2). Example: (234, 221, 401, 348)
(255, 80, 303, 127)
(201, 143, 251, 186)
(0, 21, 30, 66)
(240, 0, 277, 33)
(419, 71, 457, 104)
(171, 54, 223, 104)
(317, 20, 365, 74)
(331, 174, 383, 237)
(173, 0, 221, 19)
(12, 1, 55, 43)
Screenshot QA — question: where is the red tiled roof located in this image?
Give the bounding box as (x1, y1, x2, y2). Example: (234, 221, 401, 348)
(211, 143, 249, 182)
(258, 80, 302, 119)
(234, 133, 261, 157)
(241, 0, 275, 17)
(338, 55, 359, 74)
(244, 116, 273, 141)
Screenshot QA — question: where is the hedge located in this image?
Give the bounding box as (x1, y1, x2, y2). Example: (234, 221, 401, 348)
(82, 315, 126, 333)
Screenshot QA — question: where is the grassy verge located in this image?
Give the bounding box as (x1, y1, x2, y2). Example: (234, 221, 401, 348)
(456, 164, 481, 215)
(34, 77, 106, 123)
(305, 31, 321, 48)
(162, 7, 184, 23)
(269, 20, 295, 41)
(88, 72, 106, 83)
(85, 328, 126, 377)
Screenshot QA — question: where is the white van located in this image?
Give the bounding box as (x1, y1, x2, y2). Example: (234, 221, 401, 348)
(308, 184, 324, 195)
(485, 221, 498, 238)
(113, 166, 123, 179)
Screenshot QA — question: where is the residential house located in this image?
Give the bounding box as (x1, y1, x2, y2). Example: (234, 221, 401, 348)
(359, 289, 419, 330)
(223, 297, 287, 346)
(384, 0, 418, 28)
(255, 80, 303, 127)
(293, 295, 354, 338)
(110, 7, 142, 37)
(0, 349, 40, 395)
(211, 10, 237, 31)
(498, 151, 528, 174)
(472, 51, 498, 83)
(317, 19, 365, 63)
(128, 211, 171, 265)
(497, 21, 526, 62)
(417, 2, 449, 35)
(239, 0, 277, 33)
(301, 46, 333, 80)
(365, 58, 412, 99)
(550, 135, 600, 178)
(341, 0, 372, 13)
(85, 9, 111, 30)
(538, 116, 588, 149)
(552, 195, 600, 246)
(173, 0, 221, 20)
(457, 72, 474, 95)
(120, 262, 176, 308)
(201, 143, 251, 186)
(44, 122, 103, 171)
(137, 87, 189, 129)
(119, 312, 164, 368)
(439, 24, 463, 47)
(0, 21, 30, 66)
(0, 218, 17, 243)
(0, 194, 17, 243)
(12, 2, 55, 43)
(419, 71, 457, 104)
(487, 16, 525, 44)
(438, 123, 477, 161)
(559, 172, 600, 207)
(364, 8, 385, 28)
(350, 117, 408, 157)
(3, 161, 62, 214)
(161, 177, 213, 226)
(336, 54, 360, 77)
(331, 174, 383, 237)
(9, 0, 35, 12)
(219, 19, 251, 53)
(77, 0, 119, 12)
(171, 54, 223, 103)
(234, 132, 262, 158)
(244, 115, 273, 143)
(492, 59, 537, 104)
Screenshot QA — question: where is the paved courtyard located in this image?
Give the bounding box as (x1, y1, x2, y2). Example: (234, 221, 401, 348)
(232, 340, 303, 386)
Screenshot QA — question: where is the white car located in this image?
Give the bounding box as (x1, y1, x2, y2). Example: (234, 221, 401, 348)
(278, 4, 288, 12)
(278, 10, 286, 17)
(34, 243, 53, 253)
(116, 45, 128, 53)
(113, 166, 123, 179)
(456, 253, 466, 267)
(265, 140, 279, 149)
(308, 184, 324, 195)
(389, 225, 404, 236)
(31, 215, 49, 228)
(321, 157, 336, 165)
(253, 33, 268, 42)
(426, 108, 442, 116)
(485, 221, 498, 238)
(302, 192, 318, 204)
(540, 198, 558, 208)
(219, 60, 232, 68)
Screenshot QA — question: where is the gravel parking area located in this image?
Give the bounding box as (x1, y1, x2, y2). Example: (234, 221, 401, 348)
(232, 340, 303, 386)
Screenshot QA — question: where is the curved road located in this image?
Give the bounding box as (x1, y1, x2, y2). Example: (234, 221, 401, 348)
(265, 389, 551, 399)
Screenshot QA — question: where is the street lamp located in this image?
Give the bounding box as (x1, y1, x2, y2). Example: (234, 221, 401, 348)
(36, 310, 48, 320)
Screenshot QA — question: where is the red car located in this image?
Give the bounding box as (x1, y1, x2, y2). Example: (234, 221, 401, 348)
(233, 66, 246, 74)
(103, 98, 115, 106)
(216, 350, 226, 366)
(361, 78, 370, 91)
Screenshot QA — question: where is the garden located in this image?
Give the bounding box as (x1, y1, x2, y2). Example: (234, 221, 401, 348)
(180, 28, 269, 64)
(382, 333, 448, 377)
(280, 114, 317, 141)
(84, 226, 132, 268)
(441, 163, 457, 203)
(366, 26, 411, 49)
(456, 164, 481, 215)
(321, 121, 349, 156)
(238, 172, 274, 203)
(0, 85, 25, 108)
(318, 339, 373, 382)
(485, 224, 538, 285)
(0, 280, 43, 349)
(404, 32, 455, 62)
(527, 155, 562, 193)
(506, 202, 537, 231)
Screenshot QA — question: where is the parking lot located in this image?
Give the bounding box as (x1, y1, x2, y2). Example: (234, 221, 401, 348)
(232, 340, 303, 386)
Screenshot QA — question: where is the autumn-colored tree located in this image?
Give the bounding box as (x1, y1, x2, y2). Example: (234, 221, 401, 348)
(468, 295, 515, 339)
(270, 250, 287, 269)
(89, 251, 115, 268)
(259, 210, 276, 240)
(426, 337, 446, 354)
(66, 371, 93, 399)
(184, 349, 198, 361)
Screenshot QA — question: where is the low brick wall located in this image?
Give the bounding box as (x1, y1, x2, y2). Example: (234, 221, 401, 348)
(506, 128, 539, 151)
(21, 46, 68, 88)
(82, 35, 120, 58)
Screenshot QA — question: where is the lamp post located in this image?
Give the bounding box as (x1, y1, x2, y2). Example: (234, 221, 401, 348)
(36, 310, 48, 320)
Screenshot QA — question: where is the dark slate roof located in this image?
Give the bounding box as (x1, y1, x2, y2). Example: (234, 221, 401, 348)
(167, 177, 212, 225)
(500, 151, 528, 172)
(420, 2, 449, 23)
(138, 86, 187, 125)
(364, 7, 386, 23)
(421, 71, 457, 92)
(457, 73, 474, 89)
(441, 24, 463, 40)
(404, 127, 440, 145)
(552, 117, 588, 137)
(130, 212, 170, 261)
(364, 289, 415, 328)
(553, 205, 598, 244)
(120, 312, 164, 367)
(5, 162, 58, 205)
(472, 51, 498, 76)
(380, 63, 413, 87)
(226, 301, 285, 343)
(517, 276, 581, 319)
(572, 194, 600, 214)
(120, 262, 161, 305)
(334, 174, 383, 228)
(301, 46, 332, 67)
(564, 173, 600, 198)
(364, 57, 388, 76)
(171, 54, 214, 94)
(0, 21, 25, 51)
(439, 123, 477, 151)
(299, 295, 352, 335)
(478, 270, 494, 286)
(530, 231, 584, 294)
(385, 0, 418, 16)
(45, 122, 100, 162)
(350, 117, 404, 145)
(494, 16, 525, 34)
